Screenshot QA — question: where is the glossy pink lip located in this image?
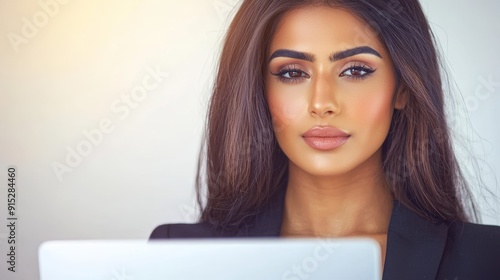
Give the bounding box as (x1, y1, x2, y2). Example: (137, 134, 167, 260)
(302, 126, 350, 151)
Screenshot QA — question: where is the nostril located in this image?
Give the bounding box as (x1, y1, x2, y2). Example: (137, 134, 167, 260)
(324, 109, 334, 115)
(309, 102, 338, 117)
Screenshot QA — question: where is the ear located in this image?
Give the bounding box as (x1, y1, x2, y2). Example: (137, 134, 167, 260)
(394, 84, 409, 110)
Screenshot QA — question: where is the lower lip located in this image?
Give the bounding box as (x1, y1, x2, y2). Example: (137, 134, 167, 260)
(303, 136, 350, 151)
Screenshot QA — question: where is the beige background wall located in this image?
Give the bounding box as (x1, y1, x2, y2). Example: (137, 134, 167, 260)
(0, 1, 499, 279)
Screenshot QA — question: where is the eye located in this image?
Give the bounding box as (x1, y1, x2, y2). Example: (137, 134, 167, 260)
(271, 66, 310, 84)
(339, 64, 376, 80)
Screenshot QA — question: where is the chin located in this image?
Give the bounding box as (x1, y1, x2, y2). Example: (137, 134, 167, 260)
(294, 161, 358, 178)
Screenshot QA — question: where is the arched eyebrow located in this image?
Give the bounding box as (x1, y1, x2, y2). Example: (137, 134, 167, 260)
(330, 46, 382, 61)
(269, 49, 315, 62)
(269, 46, 382, 62)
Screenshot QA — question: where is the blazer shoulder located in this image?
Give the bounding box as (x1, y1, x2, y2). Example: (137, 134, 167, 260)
(149, 222, 234, 239)
(448, 221, 500, 246)
(436, 221, 500, 279)
(445, 221, 500, 256)
(149, 222, 213, 239)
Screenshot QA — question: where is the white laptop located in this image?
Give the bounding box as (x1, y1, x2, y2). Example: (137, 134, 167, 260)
(39, 238, 381, 280)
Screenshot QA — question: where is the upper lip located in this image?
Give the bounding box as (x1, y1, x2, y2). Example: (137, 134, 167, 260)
(302, 126, 350, 138)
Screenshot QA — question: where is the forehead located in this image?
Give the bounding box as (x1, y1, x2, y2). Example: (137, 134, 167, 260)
(269, 6, 387, 56)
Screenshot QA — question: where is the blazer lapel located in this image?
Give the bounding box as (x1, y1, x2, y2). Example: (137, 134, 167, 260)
(382, 201, 449, 280)
(235, 183, 449, 280)
(235, 182, 287, 237)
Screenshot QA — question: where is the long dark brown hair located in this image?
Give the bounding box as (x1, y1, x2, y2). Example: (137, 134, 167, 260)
(195, 0, 477, 231)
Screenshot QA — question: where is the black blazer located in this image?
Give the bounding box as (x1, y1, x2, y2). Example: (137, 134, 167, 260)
(150, 185, 500, 280)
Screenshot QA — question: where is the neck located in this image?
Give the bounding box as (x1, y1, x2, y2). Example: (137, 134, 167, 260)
(280, 154, 394, 238)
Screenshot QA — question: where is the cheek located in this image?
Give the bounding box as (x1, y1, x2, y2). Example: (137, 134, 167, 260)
(344, 75, 395, 126)
(359, 94, 392, 121)
(266, 90, 306, 133)
(348, 89, 394, 140)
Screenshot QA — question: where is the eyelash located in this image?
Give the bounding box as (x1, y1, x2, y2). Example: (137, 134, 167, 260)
(271, 65, 309, 84)
(271, 63, 376, 83)
(340, 63, 376, 80)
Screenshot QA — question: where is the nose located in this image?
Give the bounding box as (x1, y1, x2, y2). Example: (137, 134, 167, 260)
(308, 73, 340, 117)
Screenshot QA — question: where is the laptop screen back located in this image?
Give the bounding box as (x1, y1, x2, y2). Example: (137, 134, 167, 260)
(39, 238, 381, 280)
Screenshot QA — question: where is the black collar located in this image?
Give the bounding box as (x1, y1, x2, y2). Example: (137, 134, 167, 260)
(235, 183, 449, 280)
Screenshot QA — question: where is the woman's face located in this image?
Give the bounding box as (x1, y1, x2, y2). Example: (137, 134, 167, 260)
(265, 6, 405, 178)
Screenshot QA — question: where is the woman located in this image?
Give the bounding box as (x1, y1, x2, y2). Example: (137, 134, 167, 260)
(151, 0, 500, 278)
